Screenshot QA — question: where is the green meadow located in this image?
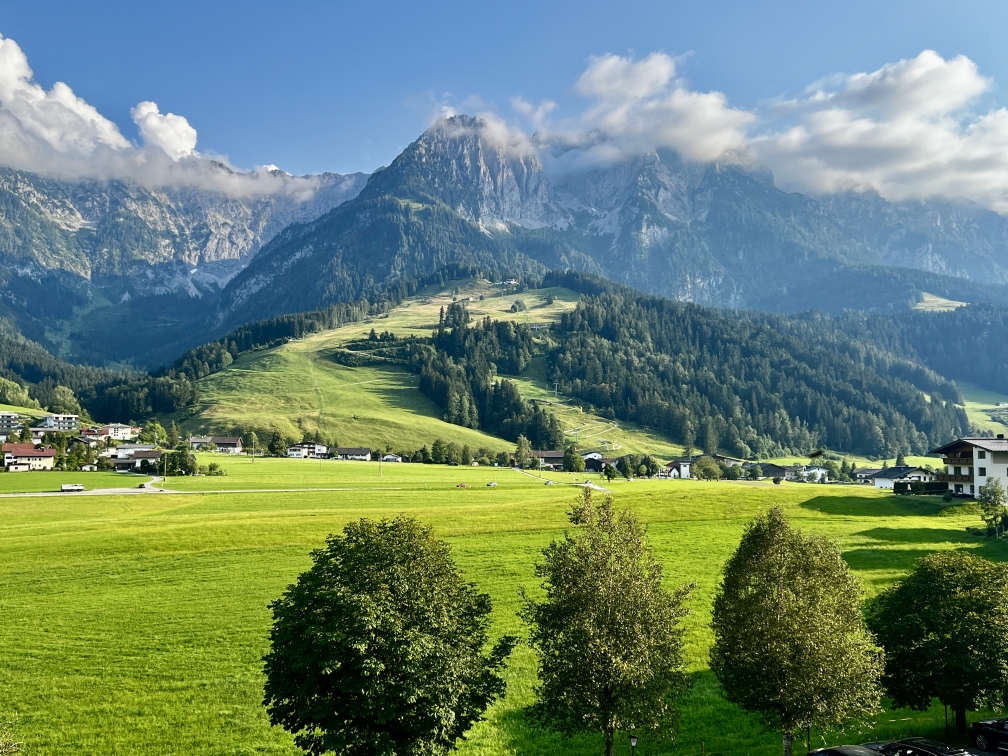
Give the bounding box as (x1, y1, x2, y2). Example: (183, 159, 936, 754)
(1, 457, 1004, 755)
(0, 470, 145, 494)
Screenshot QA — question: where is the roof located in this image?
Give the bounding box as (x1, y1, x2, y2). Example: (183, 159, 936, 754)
(874, 465, 931, 480)
(930, 436, 1008, 455)
(2, 443, 36, 453)
(132, 450, 163, 460)
(213, 437, 241, 444)
(189, 436, 213, 443)
(534, 450, 566, 459)
(336, 447, 371, 455)
(11, 449, 55, 458)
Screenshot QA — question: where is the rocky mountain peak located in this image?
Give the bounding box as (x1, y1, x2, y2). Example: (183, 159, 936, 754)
(365, 114, 566, 229)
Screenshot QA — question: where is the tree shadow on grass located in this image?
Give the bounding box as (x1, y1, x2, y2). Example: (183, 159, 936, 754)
(800, 494, 945, 518)
(496, 670, 779, 756)
(843, 525, 1008, 581)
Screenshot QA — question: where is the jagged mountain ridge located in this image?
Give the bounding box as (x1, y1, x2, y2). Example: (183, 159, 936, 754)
(0, 167, 368, 297)
(220, 115, 1008, 328)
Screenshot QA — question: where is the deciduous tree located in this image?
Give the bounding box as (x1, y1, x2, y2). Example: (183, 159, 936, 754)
(521, 490, 693, 756)
(263, 516, 516, 755)
(692, 456, 721, 481)
(867, 551, 1008, 734)
(710, 507, 883, 756)
(978, 477, 1006, 536)
(563, 447, 586, 473)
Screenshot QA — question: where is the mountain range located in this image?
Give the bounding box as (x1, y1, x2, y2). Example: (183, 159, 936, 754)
(4, 113, 1008, 366)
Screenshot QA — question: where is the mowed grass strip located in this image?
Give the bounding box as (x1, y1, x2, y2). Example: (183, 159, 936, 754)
(1, 460, 1005, 755)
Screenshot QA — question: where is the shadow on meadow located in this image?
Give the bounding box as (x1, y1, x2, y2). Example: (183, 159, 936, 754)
(799, 494, 944, 518)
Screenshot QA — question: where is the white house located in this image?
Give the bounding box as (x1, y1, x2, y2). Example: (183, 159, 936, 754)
(37, 414, 79, 431)
(104, 423, 140, 441)
(381, 454, 403, 463)
(662, 460, 691, 479)
(6, 447, 55, 471)
(930, 435, 1008, 497)
(872, 466, 936, 490)
(287, 443, 328, 459)
(335, 447, 372, 461)
(0, 412, 21, 432)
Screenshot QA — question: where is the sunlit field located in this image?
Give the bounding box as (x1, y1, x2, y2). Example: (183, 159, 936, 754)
(1, 457, 1003, 755)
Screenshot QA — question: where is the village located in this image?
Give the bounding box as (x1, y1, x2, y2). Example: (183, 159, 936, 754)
(2, 409, 1002, 499)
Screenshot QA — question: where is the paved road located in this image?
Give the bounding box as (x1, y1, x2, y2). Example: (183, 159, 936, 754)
(0, 483, 409, 498)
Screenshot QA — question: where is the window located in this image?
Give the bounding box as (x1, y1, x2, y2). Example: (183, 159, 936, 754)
(954, 466, 962, 475)
(979, 450, 987, 459)
(980, 467, 987, 477)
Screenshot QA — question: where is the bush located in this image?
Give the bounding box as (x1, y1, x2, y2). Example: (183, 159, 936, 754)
(772, 477, 782, 485)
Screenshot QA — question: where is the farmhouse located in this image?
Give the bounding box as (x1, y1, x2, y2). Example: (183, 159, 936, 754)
(871, 466, 936, 490)
(335, 447, 371, 461)
(585, 456, 616, 473)
(930, 435, 1008, 497)
(747, 462, 786, 480)
(531, 450, 566, 471)
(188, 436, 243, 454)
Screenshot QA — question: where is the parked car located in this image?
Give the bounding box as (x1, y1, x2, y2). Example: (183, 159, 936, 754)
(812, 747, 880, 756)
(971, 717, 1008, 751)
(862, 738, 969, 755)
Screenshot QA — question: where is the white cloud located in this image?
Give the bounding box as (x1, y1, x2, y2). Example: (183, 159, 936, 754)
(130, 101, 198, 159)
(0, 33, 322, 199)
(519, 52, 754, 172)
(752, 50, 1008, 212)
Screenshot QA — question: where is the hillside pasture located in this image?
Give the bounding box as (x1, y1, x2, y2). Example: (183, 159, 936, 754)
(1, 457, 1004, 755)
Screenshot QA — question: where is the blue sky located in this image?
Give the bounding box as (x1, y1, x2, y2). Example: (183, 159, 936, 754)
(4, 0, 1006, 175)
(4, 0, 1008, 212)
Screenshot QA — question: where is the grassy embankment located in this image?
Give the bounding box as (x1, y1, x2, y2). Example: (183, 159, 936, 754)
(1, 455, 1004, 755)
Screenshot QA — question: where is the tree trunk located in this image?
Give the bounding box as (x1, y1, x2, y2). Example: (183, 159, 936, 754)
(783, 731, 793, 756)
(955, 705, 967, 734)
(605, 727, 615, 756)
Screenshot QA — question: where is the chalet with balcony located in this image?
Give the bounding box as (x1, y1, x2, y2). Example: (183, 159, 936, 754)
(930, 435, 1008, 497)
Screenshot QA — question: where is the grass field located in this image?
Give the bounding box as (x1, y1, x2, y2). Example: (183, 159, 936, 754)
(169, 347, 509, 453)
(0, 470, 145, 493)
(1, 457, 1004, 755)
(957, 381, 1008, 435)
(913, 292, 967, 312)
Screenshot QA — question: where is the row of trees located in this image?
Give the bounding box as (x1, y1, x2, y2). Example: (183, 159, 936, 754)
(262, 497, 1008, 756)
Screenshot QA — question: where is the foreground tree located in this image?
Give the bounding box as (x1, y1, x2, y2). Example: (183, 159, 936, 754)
(521, 490, 694, 756)
(867, 551, 1008, 734)
(710, 507, 883, 756)
(978, 477, 1006, 536)
(263, 516, 517, 755)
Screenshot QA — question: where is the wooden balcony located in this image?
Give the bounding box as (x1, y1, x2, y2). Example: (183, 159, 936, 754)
(938, 473, 974, 483)
(942, 457, 974, 468)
